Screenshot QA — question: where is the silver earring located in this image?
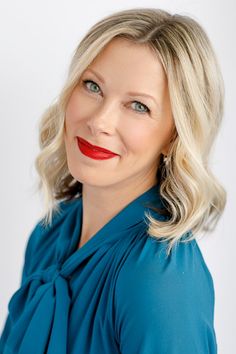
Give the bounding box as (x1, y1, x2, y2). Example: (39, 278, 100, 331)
(163, 154, 171, 165)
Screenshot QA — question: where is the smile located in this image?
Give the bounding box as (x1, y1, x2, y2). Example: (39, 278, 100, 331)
(76, 137, 119, 160)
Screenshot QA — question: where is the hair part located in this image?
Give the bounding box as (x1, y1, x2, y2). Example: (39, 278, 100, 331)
(33, 7, 226, 256)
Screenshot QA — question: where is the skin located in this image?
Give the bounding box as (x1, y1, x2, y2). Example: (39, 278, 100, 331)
(64, 37, 175, 249)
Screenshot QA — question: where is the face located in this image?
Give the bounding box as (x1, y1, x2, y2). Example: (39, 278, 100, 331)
(64, 37, 175, 190)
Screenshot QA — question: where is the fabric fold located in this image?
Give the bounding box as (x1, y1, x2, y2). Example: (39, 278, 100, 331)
(0, 181, 217, 353)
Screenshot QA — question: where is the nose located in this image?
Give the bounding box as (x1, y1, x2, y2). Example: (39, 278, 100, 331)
(86, 99, 119, 136)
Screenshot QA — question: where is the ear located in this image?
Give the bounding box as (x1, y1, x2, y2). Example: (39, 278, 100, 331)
(161, 144, 170, 156)
(161, 146, 169, 156)
(161, 128, 177, 156)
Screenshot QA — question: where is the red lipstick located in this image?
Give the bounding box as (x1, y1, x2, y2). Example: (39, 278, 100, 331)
(77, 137, 119, 160)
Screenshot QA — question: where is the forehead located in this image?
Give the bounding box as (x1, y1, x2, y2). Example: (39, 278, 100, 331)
(85, 38, 167, 95)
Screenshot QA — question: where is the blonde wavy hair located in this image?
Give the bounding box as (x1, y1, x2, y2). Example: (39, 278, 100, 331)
(34, 7, 226, 255)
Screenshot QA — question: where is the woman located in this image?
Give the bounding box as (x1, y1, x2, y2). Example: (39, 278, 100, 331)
(0, 7, 226, 354)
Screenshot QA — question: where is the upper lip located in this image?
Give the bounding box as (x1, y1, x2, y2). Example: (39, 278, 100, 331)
(77, 136, 119, 155)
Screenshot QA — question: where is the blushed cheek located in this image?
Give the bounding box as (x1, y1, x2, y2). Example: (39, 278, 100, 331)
(123, 124, 159, 155)
(65, 90, 89, 124)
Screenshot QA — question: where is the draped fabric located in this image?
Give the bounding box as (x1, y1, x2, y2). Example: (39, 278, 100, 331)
(0, 182, 217, 353)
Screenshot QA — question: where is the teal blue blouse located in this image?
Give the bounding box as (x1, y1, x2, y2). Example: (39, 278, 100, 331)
(0, 182, 217, 353)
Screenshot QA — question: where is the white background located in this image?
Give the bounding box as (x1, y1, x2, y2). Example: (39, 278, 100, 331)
(0, 1, 235, 353)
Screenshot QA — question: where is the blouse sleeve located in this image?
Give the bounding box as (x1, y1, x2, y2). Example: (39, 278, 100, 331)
(0, 200, 73, 351)
(20, 222, 43, 284)
(0, 200, 75, 351)
(0, 220, 43, 350)
(114, 238, 218, 354)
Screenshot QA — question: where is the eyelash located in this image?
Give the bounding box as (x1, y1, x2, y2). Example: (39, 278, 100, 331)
(82, 79, 151, 115)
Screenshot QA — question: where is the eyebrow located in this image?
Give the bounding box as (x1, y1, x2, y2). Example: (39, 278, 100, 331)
(84, 68, 159, 106)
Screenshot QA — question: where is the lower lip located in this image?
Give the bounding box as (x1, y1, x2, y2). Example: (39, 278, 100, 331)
(77, 138, 119, 160)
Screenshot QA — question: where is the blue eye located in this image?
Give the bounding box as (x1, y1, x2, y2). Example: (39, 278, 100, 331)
(131, 101, 150, 114)
(82, 79, 151, 115)
(82, 79, 100, 93)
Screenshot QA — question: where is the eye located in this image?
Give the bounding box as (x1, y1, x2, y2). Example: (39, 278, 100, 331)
(131, 101, 151, 114)
(82, 79, 101, 94)
(82, 79, 151, 115)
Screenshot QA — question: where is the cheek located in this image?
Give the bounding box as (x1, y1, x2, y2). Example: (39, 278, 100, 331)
(65, 90, 89, 125)
(122, 120, 161, 154)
